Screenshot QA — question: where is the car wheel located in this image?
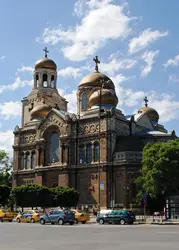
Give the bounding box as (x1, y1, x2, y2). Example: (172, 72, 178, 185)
(69, 221, 74, 225)
(58, 219, 64, 225)
(82, 221, 86, 224)
(9, 220, 12, 222)
(17, 218, 21, 223)
(128, 221, 133, 225)
(120, 219, 125, 225)
(30, 218, 35, 223)
(40, 219, 45, 225)
(75, 219, 79, 224)
(51, 222, 55, 225)
(99, 219, 104, 225)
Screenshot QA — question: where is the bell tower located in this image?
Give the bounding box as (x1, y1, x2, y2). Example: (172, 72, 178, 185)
(21, 48, 67, 126)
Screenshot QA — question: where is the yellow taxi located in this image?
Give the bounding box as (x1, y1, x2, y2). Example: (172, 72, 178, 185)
(72, 209, 90, 224)
(0, 209, 14, 222)
(16, 210, 42, 223)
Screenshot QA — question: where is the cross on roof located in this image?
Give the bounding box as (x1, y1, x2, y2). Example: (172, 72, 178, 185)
(93, 56, 100, 72)
(43, 47, 49, 58)
(144, 96, 149, 107)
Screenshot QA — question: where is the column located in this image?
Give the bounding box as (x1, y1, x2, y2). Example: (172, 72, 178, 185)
(47, 74, 51, 87)
(40, 146, 45, 166)
(60, 145, 63, 165)
(91, 144, 94, 163)
(24, 153, 26, 170)
(36, 147, 39, 167)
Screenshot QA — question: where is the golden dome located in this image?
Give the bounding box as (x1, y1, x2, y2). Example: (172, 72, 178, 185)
(35, 57, 57, 71)
(89, 88, 118, 108)
(30, 103, 51, 119)
(79, 72, 115, 89)
(138, 106, 159, 122)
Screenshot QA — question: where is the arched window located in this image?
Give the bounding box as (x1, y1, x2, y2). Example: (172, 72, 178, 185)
(36, 74, 39, 87)
(26, 152, 31, 169)
(94, 143, 99, 162)
(43, 74, 48, 87)
(49, 133, 59, 163)
(51, 75, 55, 88)
(81, 92, 87, 111)
(79, 145, 85, 164)
(20, 153, 24, 170)
(31, 151, 36, 169)
(86, 144, 92, 163)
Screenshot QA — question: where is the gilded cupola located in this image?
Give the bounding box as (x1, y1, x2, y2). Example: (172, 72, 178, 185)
(77, 56, 118, 114)
(137, 96, 159, 122)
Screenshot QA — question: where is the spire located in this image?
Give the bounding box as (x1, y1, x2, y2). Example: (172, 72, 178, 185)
(93, 55, 100, 72)
(43, 47, 49, 58)
(144, 96, 149, 107)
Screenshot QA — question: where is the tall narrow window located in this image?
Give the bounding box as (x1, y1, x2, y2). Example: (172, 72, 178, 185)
(43, 74, 48, 87)
(20, 153, 24, 170)
(79, 145, 85, 164)
(94, 143, 99, 162)
(81, 92, 87, 111)
(36, 74, 39, 87)
(51, 75, 55, 88)
(86, 144, 92, 163)
(31, 151, 36, 169)
(26, 152, 31, 169)
(49, 133, 59, 163)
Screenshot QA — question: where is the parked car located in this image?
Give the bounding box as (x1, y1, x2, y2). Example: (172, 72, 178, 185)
(72, 209, 90, 224)
(97, 209, 135, 225)
(0, 209, 14, 222)
(40, 209, 75, 225)
(16, 210, 42, 223)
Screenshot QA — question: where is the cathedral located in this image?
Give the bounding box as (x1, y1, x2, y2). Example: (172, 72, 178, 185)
(12, 49, 176, 209)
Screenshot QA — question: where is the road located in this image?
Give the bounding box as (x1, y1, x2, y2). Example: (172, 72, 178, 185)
(0, 223, 179, 250)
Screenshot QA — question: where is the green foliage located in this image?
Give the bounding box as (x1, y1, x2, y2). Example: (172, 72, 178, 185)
(11, 184, 79, 209)
(50, 186, 79, 207)
(136, 139, 179, 203)
(0, 150, 12, 187)
(0, 185, 11, 205)
(11, 184, 51, 208)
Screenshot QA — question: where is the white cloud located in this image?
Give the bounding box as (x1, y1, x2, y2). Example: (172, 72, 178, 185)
(58, 66, 86, 78)
(168, 75, 179, 83)
(141, 50, 159, 77)
(149, 92, 179, 122)
(129, 28, 168, 54)
(111, 73, 135, 84)
(0, 130, 14, 156)
(0, 77, 33, 94)
(38, 1, 132, 61)
(100, 55, 137, 76)
(0, 56, 5, 61)
(164, 54, 179, 68)
(17, 65, 34, 73)
(0, 101, 21, 120)
(64, 90, 77, 113)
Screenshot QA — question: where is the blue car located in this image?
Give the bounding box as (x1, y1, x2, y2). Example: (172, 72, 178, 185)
(40, 209, 75, 225)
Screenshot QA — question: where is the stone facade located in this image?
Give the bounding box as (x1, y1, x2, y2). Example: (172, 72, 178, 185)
(12, 54, 176, 209)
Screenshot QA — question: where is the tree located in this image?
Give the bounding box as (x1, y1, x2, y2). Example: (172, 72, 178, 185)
(0, 185, 11, 206)
(136, 139, 179, 211)
(0, 150, 12, 187)
(11, 184, 51, 209)
(51, 186, 79, 208)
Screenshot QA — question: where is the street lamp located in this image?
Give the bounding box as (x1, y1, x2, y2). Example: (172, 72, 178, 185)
(78, 82, 104, 214)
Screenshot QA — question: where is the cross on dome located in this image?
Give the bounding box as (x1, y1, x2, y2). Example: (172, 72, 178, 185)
(144, 96, 149, 107)
(43, 47, 49, 58)
(93, 56, 100, 72)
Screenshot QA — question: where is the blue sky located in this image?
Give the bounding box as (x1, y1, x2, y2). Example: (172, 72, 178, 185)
(0, 0, 179, 155)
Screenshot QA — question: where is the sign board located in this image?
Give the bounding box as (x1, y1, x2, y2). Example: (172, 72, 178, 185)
(100, 181, 104, 190)
(143, 193, 147, 200)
